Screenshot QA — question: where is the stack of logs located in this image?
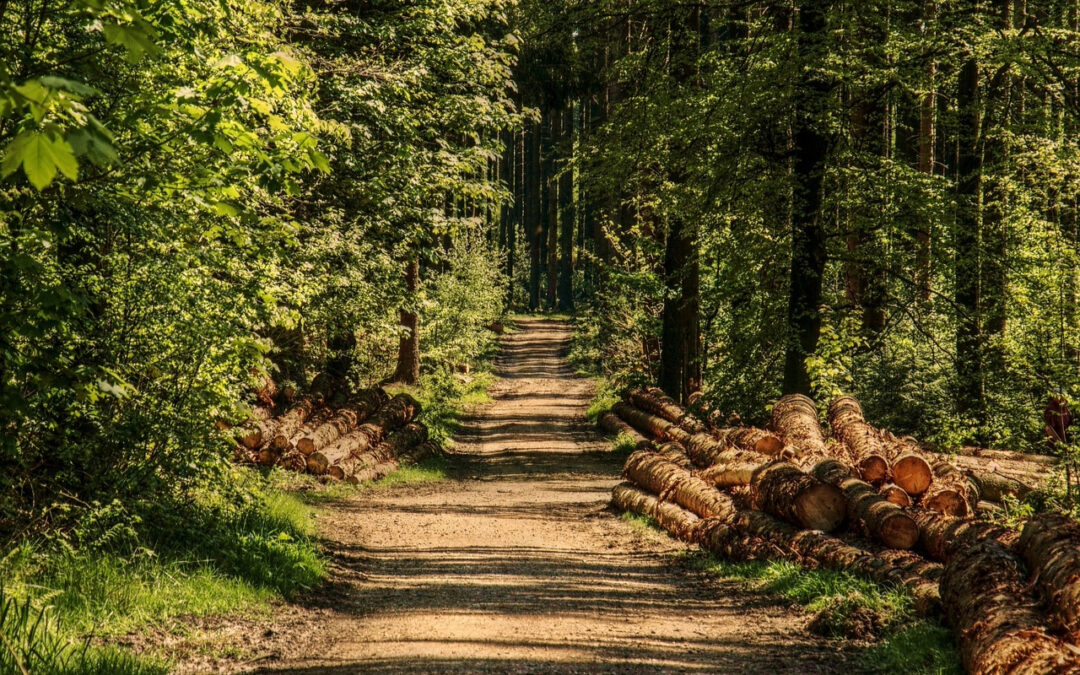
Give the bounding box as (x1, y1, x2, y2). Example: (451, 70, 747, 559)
(604, 387, 1080, 673)
(232, 386, 436, 484)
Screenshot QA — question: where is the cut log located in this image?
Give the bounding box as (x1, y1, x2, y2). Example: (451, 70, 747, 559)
(827, 396, 891, 486)
(941, 539, 1079, 673)
(954, 445, 1058, 467)
(331, 422, 429, 480)
(611, 482, 705, 541)
(769, 394, 827, 458)
(750, 461, 846, 532)
(296, 389, 387, 456)
(296, 409, 359, 456)
(269, 399, 316, 450)
(920, 459, 979, 517)
(809, 462, 918, 549)
(344, 392, 422, 459)
(696, 450, 768, 489)
(911, 508, 1018, 562)
(597, 411, 646, 443)
(627, 386, 706, 433)
(622, 450, 738, 521)
(886, 437, 934, 497)
(612, 402, 691, 444)
(716, 508, 942, 615)
(615, 467, 938, 613)
(880, 484, 912, 508)
(276, 450, 307, 473)
(1019, 513, 1080, 643)
(967, 469, 1035, 503)
(306, 431, 364, 476)
(710, 428, 787, 458)
(654, 442, 693, 469)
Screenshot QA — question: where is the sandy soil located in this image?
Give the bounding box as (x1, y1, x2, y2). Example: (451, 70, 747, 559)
(226, 318, 853, 673)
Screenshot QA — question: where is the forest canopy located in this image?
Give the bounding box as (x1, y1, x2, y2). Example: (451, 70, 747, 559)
(3, 0, 1080, 534)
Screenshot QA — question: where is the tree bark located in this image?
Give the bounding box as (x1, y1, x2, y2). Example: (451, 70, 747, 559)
(526, 121, 542, 311)
(1019, 513, 1080, 643)
(827, 396, 891, 485)
(391, 257, 421, 385)
(557, 105, 575, 311)
(782, 1, 831, 396)
(770, 394, 827, 458)
(808, 461, 919, 549)
(941, 539, 1077, 673)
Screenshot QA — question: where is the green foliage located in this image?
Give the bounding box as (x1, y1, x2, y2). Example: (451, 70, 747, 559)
(619, 512, 660, 532)
(0, 587, 166, 675)
(583, 377, 620, 422)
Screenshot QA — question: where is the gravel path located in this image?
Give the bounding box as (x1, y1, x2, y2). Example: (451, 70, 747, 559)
(251, 318, 851, 673)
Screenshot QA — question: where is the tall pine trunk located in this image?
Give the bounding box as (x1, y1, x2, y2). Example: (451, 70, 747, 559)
(782, 0, 831, 396)
(526, 120, 543, 311)
(392, 256, 421, 385)
(557, 105, 575, 311)
(955, 47, 984, 417)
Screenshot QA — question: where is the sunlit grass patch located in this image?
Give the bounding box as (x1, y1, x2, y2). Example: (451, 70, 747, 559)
(620, 511, 660, 532)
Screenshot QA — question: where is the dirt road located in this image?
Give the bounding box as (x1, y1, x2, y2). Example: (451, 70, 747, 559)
(254, 318, 849, 673)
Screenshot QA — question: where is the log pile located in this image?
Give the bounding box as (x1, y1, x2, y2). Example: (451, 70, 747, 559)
(234, 386, 434, 484)
(601, 386, 1080, 670)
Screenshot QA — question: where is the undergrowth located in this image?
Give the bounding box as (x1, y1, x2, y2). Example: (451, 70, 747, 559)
(0, 474, 324, 673)
(683, 552, 961, 673)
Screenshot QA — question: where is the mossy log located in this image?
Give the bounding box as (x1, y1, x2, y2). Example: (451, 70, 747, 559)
(941, 539, 1079, 673)
(967, 469, 1036, 503)
(827, 396, 891, 486)
(1019, 513, 1080, 643)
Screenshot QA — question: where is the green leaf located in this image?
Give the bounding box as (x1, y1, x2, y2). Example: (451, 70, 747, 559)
(308, 148, 331, 173)
(20, 133, 59, 190)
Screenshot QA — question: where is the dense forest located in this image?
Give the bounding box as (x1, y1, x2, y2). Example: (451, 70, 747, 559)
(3, 0, 1080, 672)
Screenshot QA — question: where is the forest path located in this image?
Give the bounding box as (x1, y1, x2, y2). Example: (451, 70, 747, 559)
(252, 318, 850, 674)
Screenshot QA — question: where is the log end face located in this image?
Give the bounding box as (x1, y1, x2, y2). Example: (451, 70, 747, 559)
(756, 436, 786, 457)
(924, 490, 969, 517)
(857, 456, 891, 486)
(796, 483, 847, 532)
(893, 455, 933, 495)
(880, 513, 920, 550)
(296, 438, 315, 455)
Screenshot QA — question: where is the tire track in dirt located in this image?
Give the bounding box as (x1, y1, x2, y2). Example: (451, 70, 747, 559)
(251, 318, 852, 673)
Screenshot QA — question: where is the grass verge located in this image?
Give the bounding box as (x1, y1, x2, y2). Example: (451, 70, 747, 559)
(683, 551, 960, 673)
(0, 477, 325, 673)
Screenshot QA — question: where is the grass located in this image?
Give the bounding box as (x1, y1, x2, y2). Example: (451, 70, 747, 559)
(0, 481, 326, 673)
(682, 551, 961, 673)
(366, 455, 450, 489)
(620, 511, 661, 532)
(585, 376, 620, 422)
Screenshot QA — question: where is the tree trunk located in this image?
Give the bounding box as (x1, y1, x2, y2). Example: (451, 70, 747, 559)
(296, 389, 387, 455)
(391, 257, 421, 385)
(597, 411, 646, 444)
(613, 402, 692, 445)
(955, 43, 985, 418)
(659, 219, 701, 404)
(782, 1, 831, 396)
(557, 105, 575, 311)
(916, 0, 937, 301)
(526, 121, 542, 311)
(750, 460, 847, 532)
(627, 387, 706, 433)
